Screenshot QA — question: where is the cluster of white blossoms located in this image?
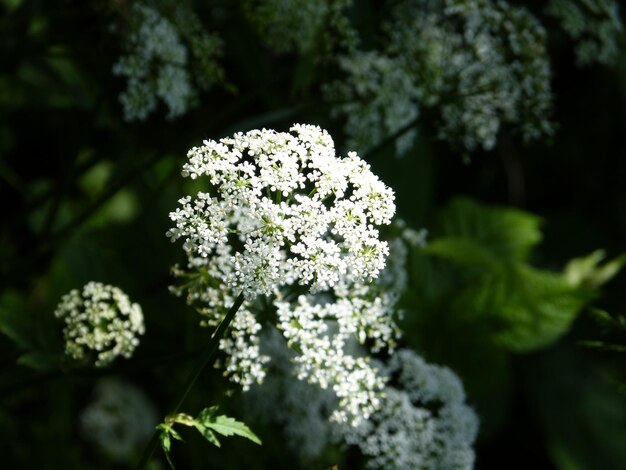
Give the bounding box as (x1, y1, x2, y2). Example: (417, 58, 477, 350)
(327, 0, 553, 155)
(167, 124, 395, 299)
(340, 350, 479, 470)
(54, 282, 145, 367)
(244, 231, 478, 468)
(80, 379, 157, 462)
(240, 0, 356, 55)
(245, 328, 339, 459)
(274, 280, 399, 424)
(326, 52, 422, 156)
(170, 255, 270, 391)
(168, 124, 396, 421)
(547, 0, 622, 66)
(246, 340, 478, 469)
(112, 2, 222, 121)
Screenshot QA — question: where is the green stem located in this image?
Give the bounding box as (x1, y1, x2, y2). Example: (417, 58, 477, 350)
(135, 292, 246, 470)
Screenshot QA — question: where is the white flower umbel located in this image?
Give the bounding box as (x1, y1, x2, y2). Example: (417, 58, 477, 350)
(339, 349, 479, 470)
(81, 379, 157, 462)
(168, 124, 396, 420)
(167, 124, 395, 300)
(547, 0, 622, 66)
(54, 282, 145, 367)
(112, 2, 222, 121)
(241, 0, 356, 55)
(327, 0, 553, 154)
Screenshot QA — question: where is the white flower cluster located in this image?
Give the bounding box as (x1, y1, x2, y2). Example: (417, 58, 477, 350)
(327, 0, 553, 154)
(170, 258, 270, 391)
(246, 341, 478, 469)
(275, 280, 399, 424)
(168, 124, 396, 420)
(112, 2, 222, 121)
(54, 282, 145, 367)
(326, 52, 422, 156)
(167, 124, 395, 299)
(241, 0, 356, 54)
(81, 379, 157, 462)
(547, 0, 622, 66)
(245, 328, 339, 459)
(340, 349, 479, 470)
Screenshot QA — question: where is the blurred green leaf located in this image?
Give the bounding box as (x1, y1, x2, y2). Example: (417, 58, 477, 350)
(423, 237, 500, 269)
(16, 351, 56, 371)
(0, 290, 34, 349)
(564, 250, 626, 289)
(435, 197, 543, 263)
(489, 265, 591, 352)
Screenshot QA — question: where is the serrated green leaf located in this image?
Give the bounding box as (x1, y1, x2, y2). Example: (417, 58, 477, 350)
(168, 413, 196, 427)
(198, 407, 262, 445)
(158, 426, 171, 454)
(158, 424, 174, 469)
(194, 424, 221, 448)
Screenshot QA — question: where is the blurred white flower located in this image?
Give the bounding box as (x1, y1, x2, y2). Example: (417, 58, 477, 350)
(80, 379, 157, 462)
(339, 349, 479, 470)
(328, 0, 553, 154)
(547, 0, 622, 66)
(112, 2, 222, 121)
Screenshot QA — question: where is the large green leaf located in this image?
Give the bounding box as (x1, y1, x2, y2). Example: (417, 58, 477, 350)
(434, 197, 543, 263)
(488, 266, 592, 352)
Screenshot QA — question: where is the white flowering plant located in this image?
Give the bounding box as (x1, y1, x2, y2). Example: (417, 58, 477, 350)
(166, 124, 396, 425)
(2, 0, 625, 469)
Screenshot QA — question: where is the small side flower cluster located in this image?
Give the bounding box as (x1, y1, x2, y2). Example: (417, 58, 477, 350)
(170, 259, 270, 391)
(275, 280, 399, 424)
(54, 282, 145, 367)
(241, 0, 356, 55)
(340, 350, 479, 470)
(81, 379, 157, 462)
(547, 0, 623, 66)
(112, 2, 222, 121)
(168, 124, 397, 421)
(245, 328, 339, 459)
(327, 0, 553, 154)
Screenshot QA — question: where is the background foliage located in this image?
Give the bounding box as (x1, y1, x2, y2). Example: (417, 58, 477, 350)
(1, 0, 626, 468)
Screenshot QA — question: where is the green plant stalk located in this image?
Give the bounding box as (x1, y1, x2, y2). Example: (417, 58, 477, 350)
(135, 292, 246, 470)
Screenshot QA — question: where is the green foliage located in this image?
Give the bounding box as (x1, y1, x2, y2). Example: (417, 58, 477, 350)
(400, 197, 611, 435)
(157, 406, 261, 468)
(564, 250, 626, 289)
(414, 197, 592, 353)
